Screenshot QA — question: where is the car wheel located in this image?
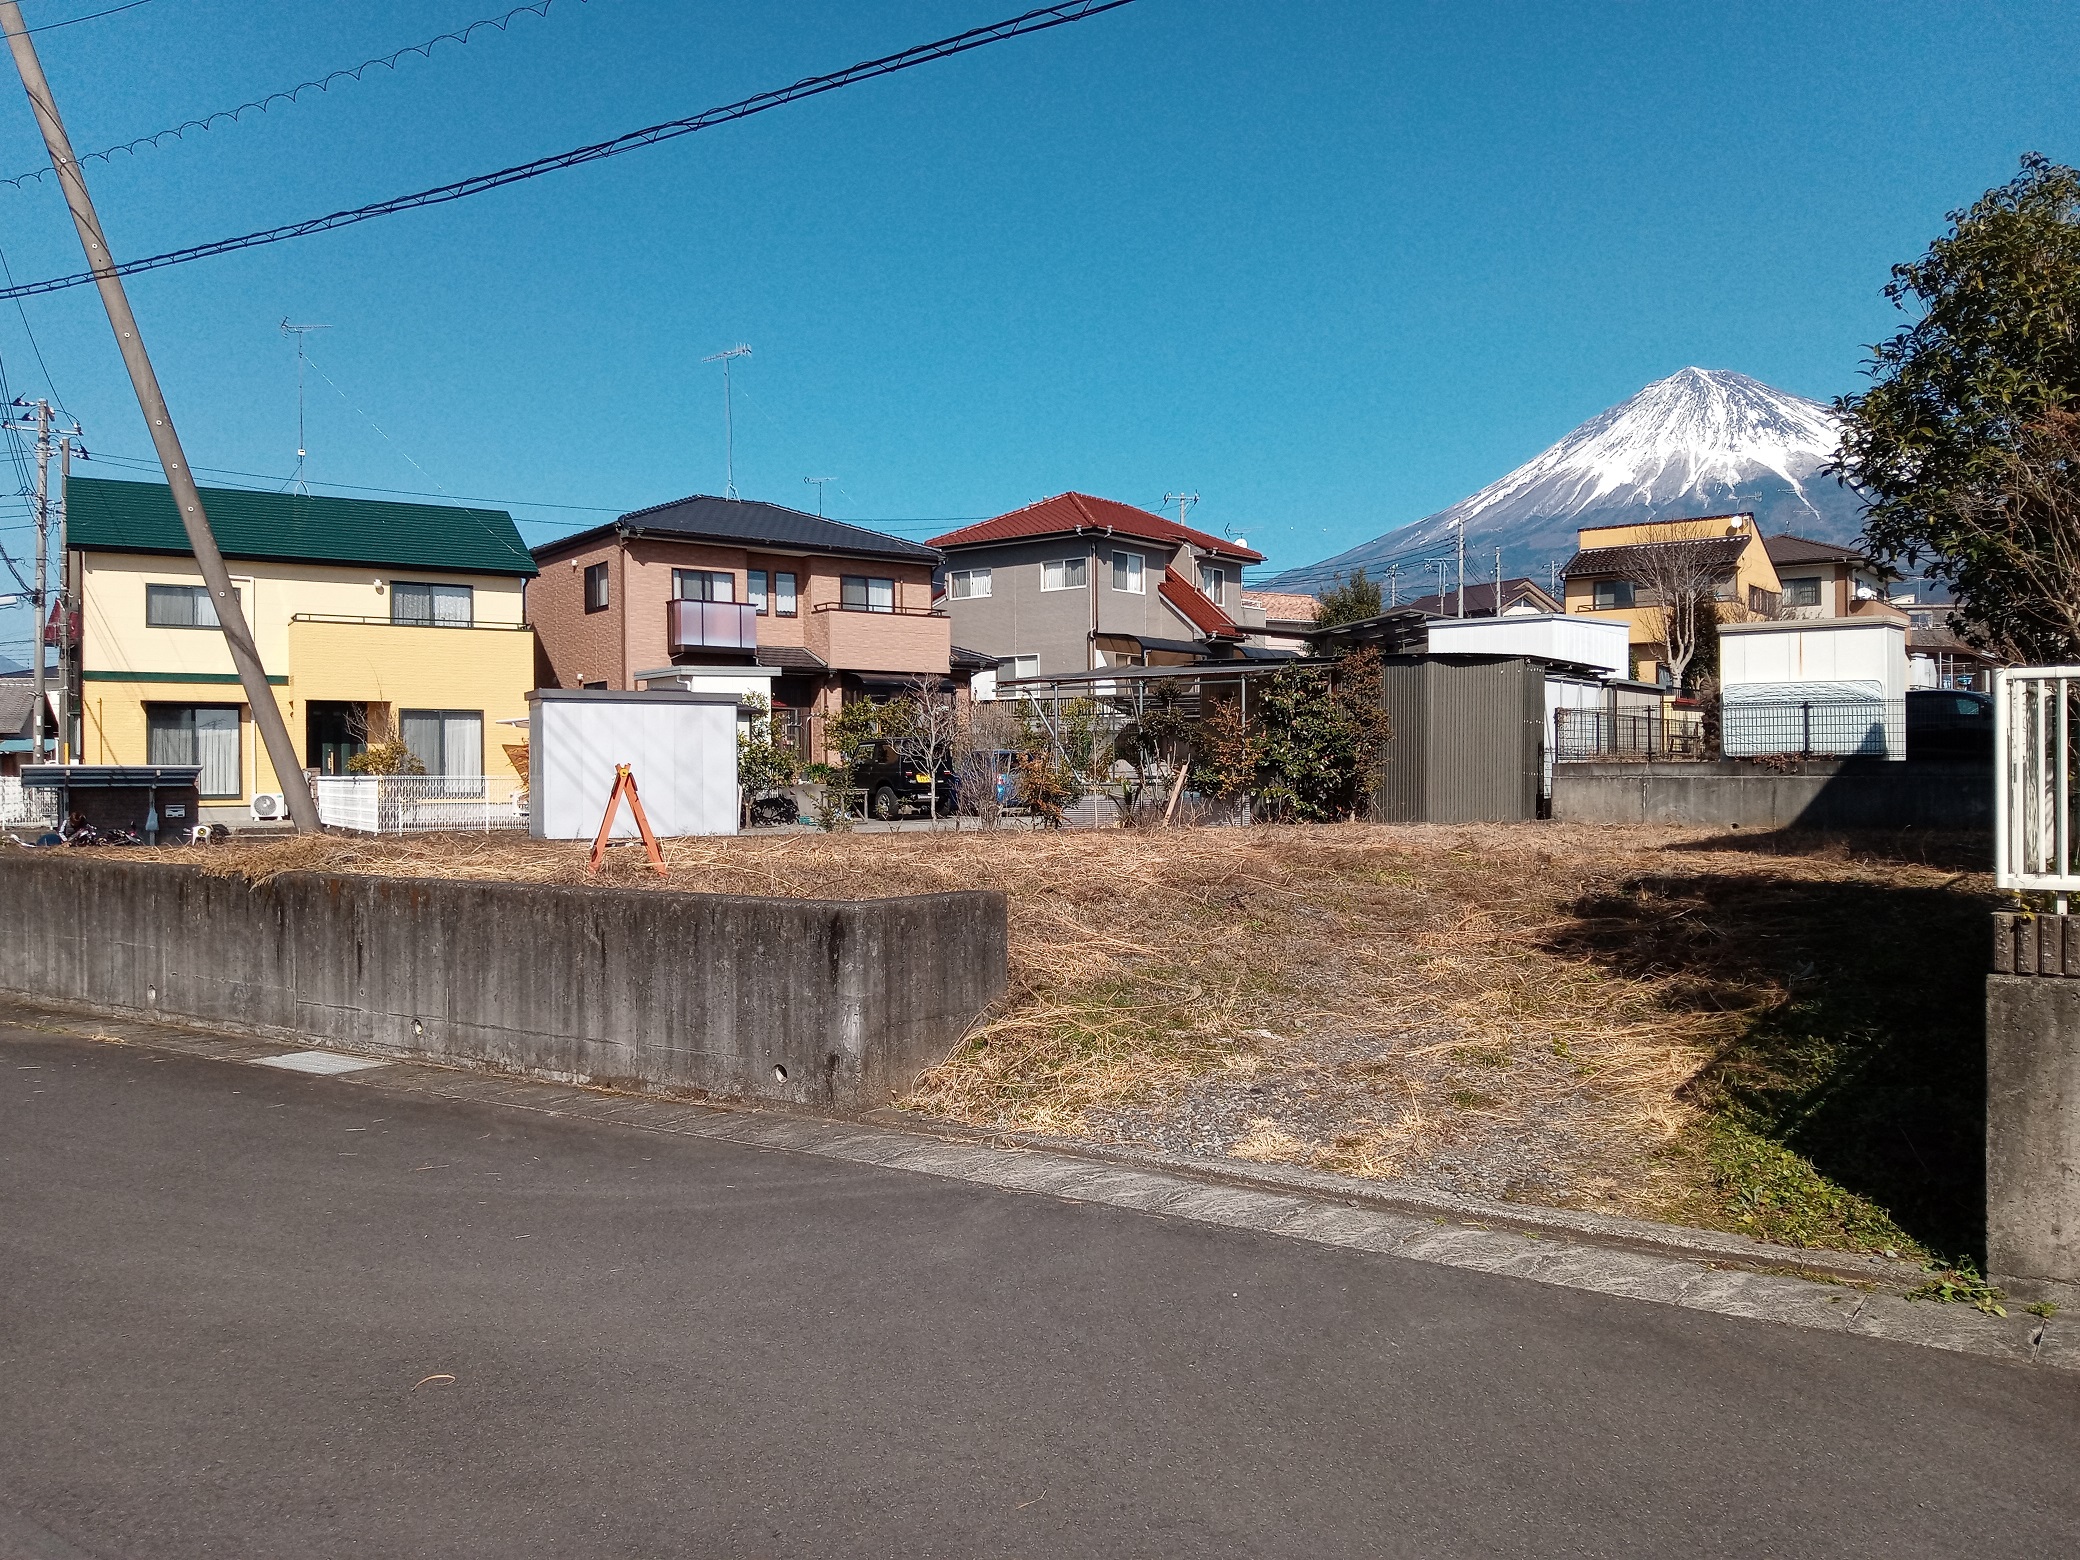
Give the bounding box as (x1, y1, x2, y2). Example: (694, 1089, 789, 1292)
(871, 786, 899, 821)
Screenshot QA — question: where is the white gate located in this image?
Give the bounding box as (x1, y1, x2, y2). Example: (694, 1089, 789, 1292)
(1995, 667, 2080, 907)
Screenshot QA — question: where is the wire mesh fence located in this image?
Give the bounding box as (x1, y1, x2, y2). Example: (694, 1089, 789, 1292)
(0, 775, 57, 829)
(312, 774, 528, 834)
(1556, 699, 1907, 761)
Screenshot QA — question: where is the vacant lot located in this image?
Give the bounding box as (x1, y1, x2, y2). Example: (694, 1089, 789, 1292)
(143, 821, 1996, 1263)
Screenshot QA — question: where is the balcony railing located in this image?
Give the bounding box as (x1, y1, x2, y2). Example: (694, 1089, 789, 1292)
(667, 599, 760, 654)
(288, 614, 530, 630)
(808, 602, 944, 617)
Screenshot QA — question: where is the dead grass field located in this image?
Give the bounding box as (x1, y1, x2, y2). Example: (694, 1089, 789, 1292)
(130, 821, 1998, 1262)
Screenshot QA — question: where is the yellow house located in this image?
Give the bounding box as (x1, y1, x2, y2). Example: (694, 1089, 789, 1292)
(64, 477, 537, 821)
(1560, 512, 1784, 682)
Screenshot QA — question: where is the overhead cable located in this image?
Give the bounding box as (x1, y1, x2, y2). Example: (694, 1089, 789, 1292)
(17, 0, 153, 38)
(1, 0, 579, 191)
(0, 0, 1140, 300)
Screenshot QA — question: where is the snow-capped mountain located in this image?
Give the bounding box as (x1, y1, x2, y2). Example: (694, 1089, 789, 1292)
(1265, 368, 1867, 594)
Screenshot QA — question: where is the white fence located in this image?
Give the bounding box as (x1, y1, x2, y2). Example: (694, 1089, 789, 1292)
(0, 775, 57, 830)
(1995, 667, 2080, 902)
(313, 774, 527, 835)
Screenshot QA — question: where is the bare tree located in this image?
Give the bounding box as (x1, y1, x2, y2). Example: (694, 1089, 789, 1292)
(1930, 407, 2080, 663)
(891, 671, 962, 822)
(1636, 538, 1730, 691)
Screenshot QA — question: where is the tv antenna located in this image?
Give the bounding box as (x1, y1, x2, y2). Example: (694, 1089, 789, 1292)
(803, 476, 835, 517)
(702, 344, 751, 498)
(279, 320, 330, 493)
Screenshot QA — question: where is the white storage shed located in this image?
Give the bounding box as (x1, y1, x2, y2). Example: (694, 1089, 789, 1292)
(1426, 613, 1629, 678)
(1718, 617, 1909, 760)
(527, 689, 740, 840)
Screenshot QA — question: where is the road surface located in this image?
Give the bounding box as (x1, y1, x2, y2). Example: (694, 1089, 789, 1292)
(3, 1022, 2075, 1558)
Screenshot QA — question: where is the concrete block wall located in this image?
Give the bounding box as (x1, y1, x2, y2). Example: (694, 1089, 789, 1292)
(0, 853, 1006, 1113)
(1987, 912, 2080, 1308)
(1551, 758, 1992, 830)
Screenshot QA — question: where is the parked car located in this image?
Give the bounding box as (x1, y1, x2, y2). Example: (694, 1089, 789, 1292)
(1906, 689, 1994, 760)
(851, 742, 958, 820)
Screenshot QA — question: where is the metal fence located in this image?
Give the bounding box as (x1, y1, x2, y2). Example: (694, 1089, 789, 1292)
(0, 775, 57, 830)
(312, 774, 528, 834)
(1719, 698, 1904, 760)
(1553, 706, 1707, 760)
(1995, 667, 2080, 903)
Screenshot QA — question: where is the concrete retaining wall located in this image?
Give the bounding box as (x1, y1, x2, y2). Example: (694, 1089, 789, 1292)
(1551, 758, 1991, 830)
(0, 853, 1006, 1113)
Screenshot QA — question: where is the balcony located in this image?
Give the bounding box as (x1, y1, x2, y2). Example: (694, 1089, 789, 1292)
(667, 599, 760, 656)
(805, 602, 950, 674)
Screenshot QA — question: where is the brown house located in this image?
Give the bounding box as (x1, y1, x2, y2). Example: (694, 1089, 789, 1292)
(528, 495, 949, 738)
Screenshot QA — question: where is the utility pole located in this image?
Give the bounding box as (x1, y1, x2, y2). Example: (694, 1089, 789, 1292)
(55, 426, 72, 760)
(1455, 520, 1466, 618)
(803, 476, 834, 517)
(1386, 562, 1398, 608)
(10, 399, 49, 760)
(1163, 492, 1200, 530)
(702, 345, 751, 499)
(1, 3, 320, 829)
(279, 320, 329, 494)
(1495, 546, 1503, 617)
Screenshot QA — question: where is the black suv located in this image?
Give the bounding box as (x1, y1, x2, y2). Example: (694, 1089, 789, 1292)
(1905, 688, 1994, 759)
(851, 742, 959, 820)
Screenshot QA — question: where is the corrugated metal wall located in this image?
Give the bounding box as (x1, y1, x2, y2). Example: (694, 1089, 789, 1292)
(1372, 656, 1544, 823)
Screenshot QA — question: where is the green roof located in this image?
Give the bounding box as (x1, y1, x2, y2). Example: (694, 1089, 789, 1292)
(64, 476, 537, 578)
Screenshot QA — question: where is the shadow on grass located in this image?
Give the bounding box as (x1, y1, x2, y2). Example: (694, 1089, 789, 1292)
(1544, 869, 1999, 1262)
(1661, 827, 1993, 874)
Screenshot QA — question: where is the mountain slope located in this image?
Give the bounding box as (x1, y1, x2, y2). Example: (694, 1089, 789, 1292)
(1267, 368, 1867, 594)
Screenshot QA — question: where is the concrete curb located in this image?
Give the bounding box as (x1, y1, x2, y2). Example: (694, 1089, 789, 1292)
(7, 1000, 2063, 1372)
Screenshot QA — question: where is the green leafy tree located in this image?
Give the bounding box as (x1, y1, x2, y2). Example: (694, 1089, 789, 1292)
(1313, 569, 1382, 630)
(736, 696, 799, 798)
(1194, 648, 1393, 822)
(1837, 154, 2080, 661)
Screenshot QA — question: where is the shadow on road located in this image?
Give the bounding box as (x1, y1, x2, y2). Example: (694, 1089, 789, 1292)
(1543, 864, 1999, 1262)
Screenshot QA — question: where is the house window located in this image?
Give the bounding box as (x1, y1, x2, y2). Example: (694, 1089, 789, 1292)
(146, 704, 241, 797)
(1784, 576, 1822, 607)
(1591, 578, 1635, 610)
(1112, 551, 1145, 594)
(1198, 563, 1225, 602)
(1003, 655, 1039, 681)
(146, 582, 239, 629)
(392, 581, 474, 626)
(673, 569, 734, 603)
(747, 569, 769, 613)
(948, 568, 992, 600)
(1041, 557, 1087, 591)
(400, 709, 484, 777)
(841, 575, 895, 612)
(772, 572, 797, 616)
(583, 562, 610, 613)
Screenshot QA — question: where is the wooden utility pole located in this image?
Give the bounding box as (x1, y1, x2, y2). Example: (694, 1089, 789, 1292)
(0, 3, 319, 828)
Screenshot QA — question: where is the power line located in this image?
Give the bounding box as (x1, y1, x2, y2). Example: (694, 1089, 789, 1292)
(15, 0, 153, 38)
(0, 0, 1141, 301)
(1, 1, 579, 192)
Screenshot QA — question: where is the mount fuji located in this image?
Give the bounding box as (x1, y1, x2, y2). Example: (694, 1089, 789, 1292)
(1264, 368, 1867, 595)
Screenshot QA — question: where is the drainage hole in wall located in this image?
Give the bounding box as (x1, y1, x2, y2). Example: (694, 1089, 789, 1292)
(145, 986, 157, 1002)
(412, 1020, 424, 1037)
(772, 1064, 788, 1083)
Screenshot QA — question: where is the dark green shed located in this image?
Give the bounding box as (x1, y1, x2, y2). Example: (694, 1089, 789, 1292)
(1373, 655, 1547, 823)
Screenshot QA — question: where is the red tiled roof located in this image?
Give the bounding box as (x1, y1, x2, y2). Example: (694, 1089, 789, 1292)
(1159, 573, 1243, 639)
(929, 492, 1263, 563)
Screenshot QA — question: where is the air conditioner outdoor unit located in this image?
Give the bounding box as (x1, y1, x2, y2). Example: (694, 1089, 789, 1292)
(250, 792, 287, 821)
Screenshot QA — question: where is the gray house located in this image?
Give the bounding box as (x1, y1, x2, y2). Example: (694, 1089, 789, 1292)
(929, 493, 1266, 679)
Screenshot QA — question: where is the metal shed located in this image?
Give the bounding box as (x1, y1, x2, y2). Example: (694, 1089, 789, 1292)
(1373, 656, 1547, 823)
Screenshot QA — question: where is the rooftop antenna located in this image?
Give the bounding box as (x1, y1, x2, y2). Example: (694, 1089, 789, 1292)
(279, 319, 329, 494)
(702, 344, 751, 499)
(804, 476, 835, 518)
(1163, 491, 1199, 530)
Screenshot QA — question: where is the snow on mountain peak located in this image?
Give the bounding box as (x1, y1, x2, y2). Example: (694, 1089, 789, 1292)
(1265, 368, 1862, 593)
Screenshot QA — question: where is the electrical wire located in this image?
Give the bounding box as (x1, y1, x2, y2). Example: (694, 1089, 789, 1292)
(1, 1, 581, 191)
(14, 0, 153, 38)
(0, 0, 1140, 300)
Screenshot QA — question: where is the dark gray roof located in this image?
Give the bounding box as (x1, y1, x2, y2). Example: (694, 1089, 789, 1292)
(949, 644, 997, 669)
(1561, 536, 1748, 578)
(1764, 533, 1867, 566)
(0, 682, 51, 738)
(755, 644, 828, 672)
(534, 494, 940, 566)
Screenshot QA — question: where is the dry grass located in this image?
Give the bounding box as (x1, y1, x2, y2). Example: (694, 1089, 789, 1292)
(117, 820, 1997, 1252)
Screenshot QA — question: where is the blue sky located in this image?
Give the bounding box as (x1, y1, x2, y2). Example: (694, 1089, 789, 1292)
(0, 0, 2074, 661)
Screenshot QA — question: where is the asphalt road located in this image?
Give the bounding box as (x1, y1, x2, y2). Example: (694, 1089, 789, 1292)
(4, 1023, 2077, 1560)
